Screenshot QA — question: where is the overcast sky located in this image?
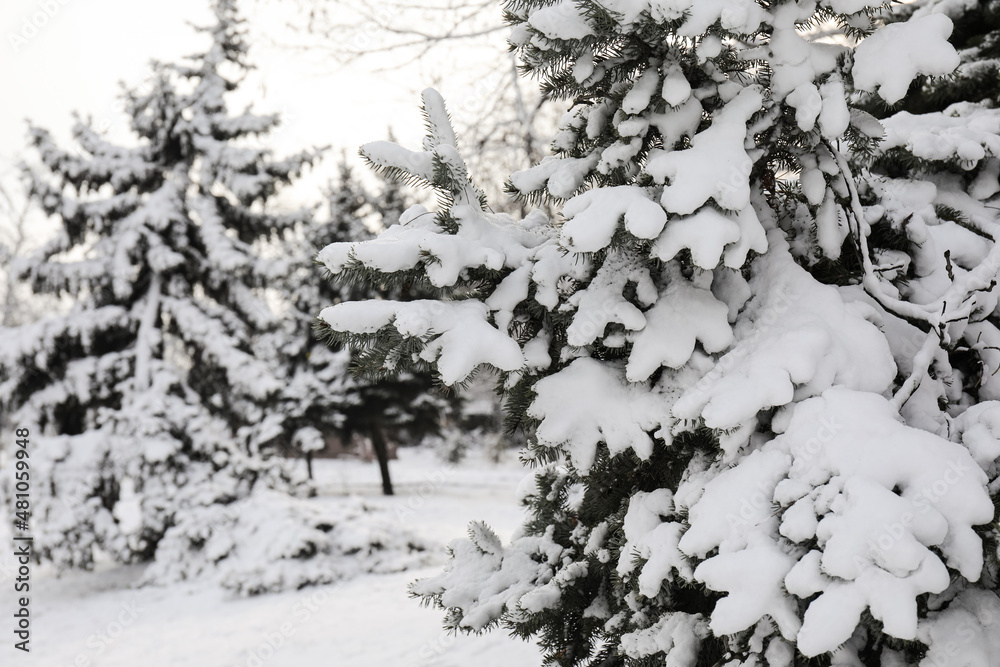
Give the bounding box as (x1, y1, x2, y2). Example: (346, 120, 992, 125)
(0, 0, 506, 209)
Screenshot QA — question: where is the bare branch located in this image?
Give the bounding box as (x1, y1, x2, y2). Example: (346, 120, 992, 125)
(0, 173, 36, 326)
(258, 0, 558, 213)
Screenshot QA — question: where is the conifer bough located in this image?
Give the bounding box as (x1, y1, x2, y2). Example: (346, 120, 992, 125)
(322, 0, 1000, 664)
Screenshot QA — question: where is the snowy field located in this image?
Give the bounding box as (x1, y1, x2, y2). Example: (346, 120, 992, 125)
(0, 448, 542, 666)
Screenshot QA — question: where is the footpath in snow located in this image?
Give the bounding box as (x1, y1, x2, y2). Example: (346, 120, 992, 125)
(0, 447, 541, 666)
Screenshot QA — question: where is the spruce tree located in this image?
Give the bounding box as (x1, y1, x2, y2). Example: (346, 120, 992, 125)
(298, 157, 461, 493)
(277, 159, 367, 481)
(0, 0, 312, 568)
(318, 1, 1000, 664)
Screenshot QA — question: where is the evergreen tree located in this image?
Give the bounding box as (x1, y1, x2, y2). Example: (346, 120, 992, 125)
(318, 1, 1000, 665)
(286, 156, 461, 491)
(0, 0, 313, 569)
(276, 159, 366, 481)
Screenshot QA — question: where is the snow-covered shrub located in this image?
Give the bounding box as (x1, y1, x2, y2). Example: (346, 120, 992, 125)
(317, 0, 1000, 664)
(143, 489, 436, 595)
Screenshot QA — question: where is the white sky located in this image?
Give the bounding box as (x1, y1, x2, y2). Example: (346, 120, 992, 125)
(0, 0, 505, 209)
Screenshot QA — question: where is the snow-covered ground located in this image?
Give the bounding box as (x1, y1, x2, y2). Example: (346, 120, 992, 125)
(0, 447, 541, 666)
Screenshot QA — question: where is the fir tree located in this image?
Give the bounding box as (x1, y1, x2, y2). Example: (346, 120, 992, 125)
(318, 0, 1000, 664)
(287, 156, 461, 491)
(276, 158, 367, 481)
(0, 0, 313, 569)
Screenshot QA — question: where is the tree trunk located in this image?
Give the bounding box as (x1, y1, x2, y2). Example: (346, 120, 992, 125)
(370, 426, 394, 496)
(305, 451, 314, 481)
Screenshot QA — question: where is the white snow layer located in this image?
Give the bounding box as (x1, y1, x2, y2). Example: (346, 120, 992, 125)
(647, 87, 762, 215)
(673, 229, 897, 433)
(144, 489, 436, 595)
(319, 299, 524, 385)
(880, 103, 1000, 164)
(410, 522, 565, 631)
(682, 388, 992, 655)
(528, 358, 674, 472)
(852, 14, 961, 104)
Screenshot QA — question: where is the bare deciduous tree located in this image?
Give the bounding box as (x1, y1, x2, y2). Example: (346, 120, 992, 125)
(262, 0, 558, 212)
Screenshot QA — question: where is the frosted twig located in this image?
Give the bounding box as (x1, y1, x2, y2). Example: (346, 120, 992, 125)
(830, 145, 1000, 409)
(829, 146, 935, 325)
